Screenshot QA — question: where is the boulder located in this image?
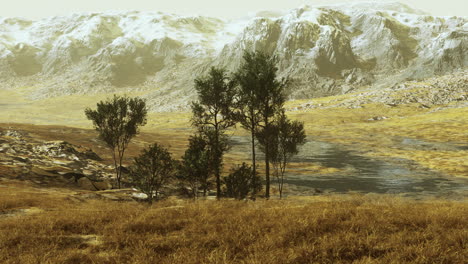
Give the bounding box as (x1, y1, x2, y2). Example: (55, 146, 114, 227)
(93, 179, 112, 191)
(77, 177, 97, 191)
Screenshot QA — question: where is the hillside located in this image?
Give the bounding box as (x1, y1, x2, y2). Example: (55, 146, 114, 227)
(0, 2, 466, 111)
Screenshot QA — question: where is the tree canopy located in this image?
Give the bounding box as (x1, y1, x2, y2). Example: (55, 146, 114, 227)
(85, 95, 147, 188)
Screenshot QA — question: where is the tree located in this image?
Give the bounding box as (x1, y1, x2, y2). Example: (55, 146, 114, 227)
(259, 111, 306, 198)
(223, 163, 262, 200)
(234, 51, 285, 198)
(192, 67, 236, 199)
(178, 133, 214, 198)
(130, 143, 174, 204)
(85, 95, 147, 189)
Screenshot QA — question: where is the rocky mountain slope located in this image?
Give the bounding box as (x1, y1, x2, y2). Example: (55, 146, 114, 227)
(0, 2, 466, 111)
(289, 70, 468, 111)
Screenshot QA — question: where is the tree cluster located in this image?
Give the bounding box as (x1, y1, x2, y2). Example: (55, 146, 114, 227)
(85, 51, 306, 202)
(185, 51, 306, 200)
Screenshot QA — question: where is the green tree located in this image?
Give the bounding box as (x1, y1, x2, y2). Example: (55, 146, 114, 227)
(178, 133, 214, 198)
(234, 51, 285, 198)
(259, 111, 306, 198)
(223, 163, 262, 200)
(85, 95, 147, 189)
(130, 143, 174, 204)
(192, 67, 236, 199)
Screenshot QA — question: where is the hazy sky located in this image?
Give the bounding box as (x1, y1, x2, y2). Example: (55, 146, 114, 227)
(1, 0, 467, 19)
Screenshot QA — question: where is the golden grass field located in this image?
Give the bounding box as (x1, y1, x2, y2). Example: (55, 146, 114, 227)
(1, 183, 467, 264)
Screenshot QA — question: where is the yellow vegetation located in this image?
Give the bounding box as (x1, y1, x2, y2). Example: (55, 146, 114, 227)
(0, 184, 467, 264)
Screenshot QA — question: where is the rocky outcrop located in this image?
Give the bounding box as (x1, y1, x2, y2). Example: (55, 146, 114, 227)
(0, 129, 113, 189)
(0, 2, 466, 111)
(288, 70, 468, 111)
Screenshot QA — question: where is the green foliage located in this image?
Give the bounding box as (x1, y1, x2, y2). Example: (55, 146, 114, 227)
(177, 134, 214, 198)
(223, 163, 262, 200)
(258, 111, 306, 198)
(130, 143, 174, 203)
(85, 95, 147, 188)
(191, 67, 236, 199)
(233, 50, 286, 198)
(191, 67, 237, 129)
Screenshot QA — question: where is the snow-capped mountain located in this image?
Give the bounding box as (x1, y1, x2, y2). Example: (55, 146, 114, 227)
(0, 2, 466, 111)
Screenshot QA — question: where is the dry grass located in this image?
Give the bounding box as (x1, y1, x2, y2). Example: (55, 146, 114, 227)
(0, 185, 467, 264)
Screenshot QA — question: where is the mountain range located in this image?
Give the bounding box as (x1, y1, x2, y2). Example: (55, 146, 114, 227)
(0, 1, 466, 111)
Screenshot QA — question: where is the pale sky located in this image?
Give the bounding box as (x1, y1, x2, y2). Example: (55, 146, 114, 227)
(0, 0, 466, 19)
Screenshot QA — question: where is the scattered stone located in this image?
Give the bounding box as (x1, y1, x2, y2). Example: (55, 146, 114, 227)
(2, 130, 23, 138)
(368, 116, 389, 121)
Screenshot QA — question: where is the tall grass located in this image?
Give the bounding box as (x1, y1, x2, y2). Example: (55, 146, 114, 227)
(0, 186, 466, 263)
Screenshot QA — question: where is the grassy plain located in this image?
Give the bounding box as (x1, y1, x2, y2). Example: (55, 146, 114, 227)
(0, 184, 467, 264)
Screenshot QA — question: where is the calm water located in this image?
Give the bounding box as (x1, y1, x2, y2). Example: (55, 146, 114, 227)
(230, 136, 468, 197)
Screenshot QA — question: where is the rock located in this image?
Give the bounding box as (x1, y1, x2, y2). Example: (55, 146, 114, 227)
(368, 116, 389, 121)
(82, 150, 102, 161)
(31, 167, 59, 177)
(12, 156, 29, 163)
(93, 179, 112, 191)
(420, 104, 431, 109)
(3, 130, 23, 138)
(6, 148, 16, 154)
(131, 192, 148, 200)
(77, 177, 98, 191)
(82, 169, 95, 177)
(63, 172, 86, 182)
(32, 141, 101, 161)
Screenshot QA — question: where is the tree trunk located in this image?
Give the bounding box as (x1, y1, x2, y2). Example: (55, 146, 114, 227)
(148, 190, 154, 204)
(279, 175, 283, 199)
(265, 142, 270, 199)
(117, 149, 125, 189)
(250, 126, 257, 197)
(214, 128, 221, 200)
(112, 148, 120, 189)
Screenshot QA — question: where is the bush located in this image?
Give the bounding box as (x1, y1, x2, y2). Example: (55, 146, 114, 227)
(223, 163, 262, 200)
(130, 143, 174, 203)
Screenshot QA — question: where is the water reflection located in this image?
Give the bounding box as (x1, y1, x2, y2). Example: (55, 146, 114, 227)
(230, 137, 468, 197)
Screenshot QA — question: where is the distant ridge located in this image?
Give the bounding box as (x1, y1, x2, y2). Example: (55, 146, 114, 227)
(0, 1, 466, 111)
